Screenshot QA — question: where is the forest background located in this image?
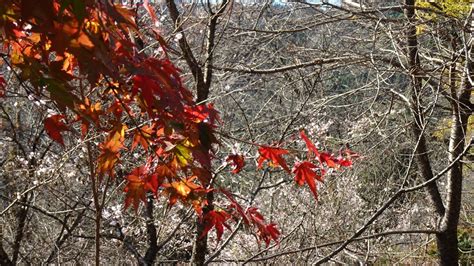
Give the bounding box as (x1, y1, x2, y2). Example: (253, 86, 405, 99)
(0, 0, 472, 265)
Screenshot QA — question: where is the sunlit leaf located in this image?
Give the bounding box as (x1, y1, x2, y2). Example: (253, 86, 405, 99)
(257, 146, 290, 173)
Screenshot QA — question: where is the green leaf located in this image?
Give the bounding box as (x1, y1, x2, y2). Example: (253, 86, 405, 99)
(175, 143, 192, 166)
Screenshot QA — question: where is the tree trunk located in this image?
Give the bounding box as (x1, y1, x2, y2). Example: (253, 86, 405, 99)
(404, 0, 445, 216)
(436, 54, 472, 266)
(143, 194, 158, 265)
(405, 1, 473, 264)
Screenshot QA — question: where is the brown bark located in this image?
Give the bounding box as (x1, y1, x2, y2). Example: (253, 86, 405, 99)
(404, 0, 445, 217)
(143, 194, 159, 265)
(11, 194, 29, 264)
(437, 57, 472, 266)
(405, 1, 473, 264)
(0, 207, 13, 265)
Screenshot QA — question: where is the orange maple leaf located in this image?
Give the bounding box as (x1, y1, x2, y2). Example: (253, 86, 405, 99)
(131, 125, 153, 151)
(77, 98, 102, 137)
(97, 124, 127, 177)
(124, 165, 162, 210)
(257, 146, 290, 173)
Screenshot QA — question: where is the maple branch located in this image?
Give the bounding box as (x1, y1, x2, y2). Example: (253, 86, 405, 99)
(229, 94, 255, 142)
(73, 229, 146, 264)
(405, 0, 445, 218)
(156, 208, 194, 251)
(278, 71, 319, 144)
(213, 56, 365, 74)
(202, 0, 229, 96)
(205, 170, 269, 263)
(166, 0, 203, 92)
(167, 3, 229, 263)
(242, 212, 307, 264)
(0, 104, 28, 158)
(11, 193, 29, 264)
(45, 201, 90, 263)
(233, 14, 353, 34)
(246, 229, 438, 262)
(86, 141, 101, 265)
(404, 138, 473, 194)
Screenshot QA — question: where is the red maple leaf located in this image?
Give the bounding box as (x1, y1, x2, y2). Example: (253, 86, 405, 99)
(0, 76, 6, 97)
(319, 152, 338, 168)
(44, 114, 69, 146)
(226, 154, 245, 174)
(336, 148, 359, 167)
(143, 0, 158, 27)
(292, 161, 322, 200)
(192, 167, 212, 185)
(300, 129, 319, 158)
(247, 207, 265, 225)
(260, 223, 280, 247)
(185, 103, 220, 125)
(257, 146, 290, 173)
(337, 157, 352, 167)
(220, 189, 249, 225)
(200, 209, 231, 242)
(247, 207, 280, 246)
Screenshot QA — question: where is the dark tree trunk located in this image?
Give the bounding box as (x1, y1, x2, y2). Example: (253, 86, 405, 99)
(0, 224, 13, 266)
(436, 60, 472, 266)
(405, 1, 473, 265)
(143, 194, 159, 265)
(404, 0, 446, 218)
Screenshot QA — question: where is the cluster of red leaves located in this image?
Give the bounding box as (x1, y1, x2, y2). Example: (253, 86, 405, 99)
(0, 0, 224, 238)
(254, 130, 358, 200)
(201, 190, 280, 246)
(1, 0, 357, 246)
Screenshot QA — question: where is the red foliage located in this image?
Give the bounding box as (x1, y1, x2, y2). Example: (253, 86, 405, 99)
(226, 154, 245, 174)
(0, 0, 357, 247)
(200, 210, 231, 242)
(293, 130, 357, 198)
(292, 161, 322, 200)
(0, 76, 6, 97)
(257, 146, 291, 173)
(44, 114, 69, 146)
(124, 165, 161, 210)
(300, 129, 319, 158)
(246, 207, 280, 246)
